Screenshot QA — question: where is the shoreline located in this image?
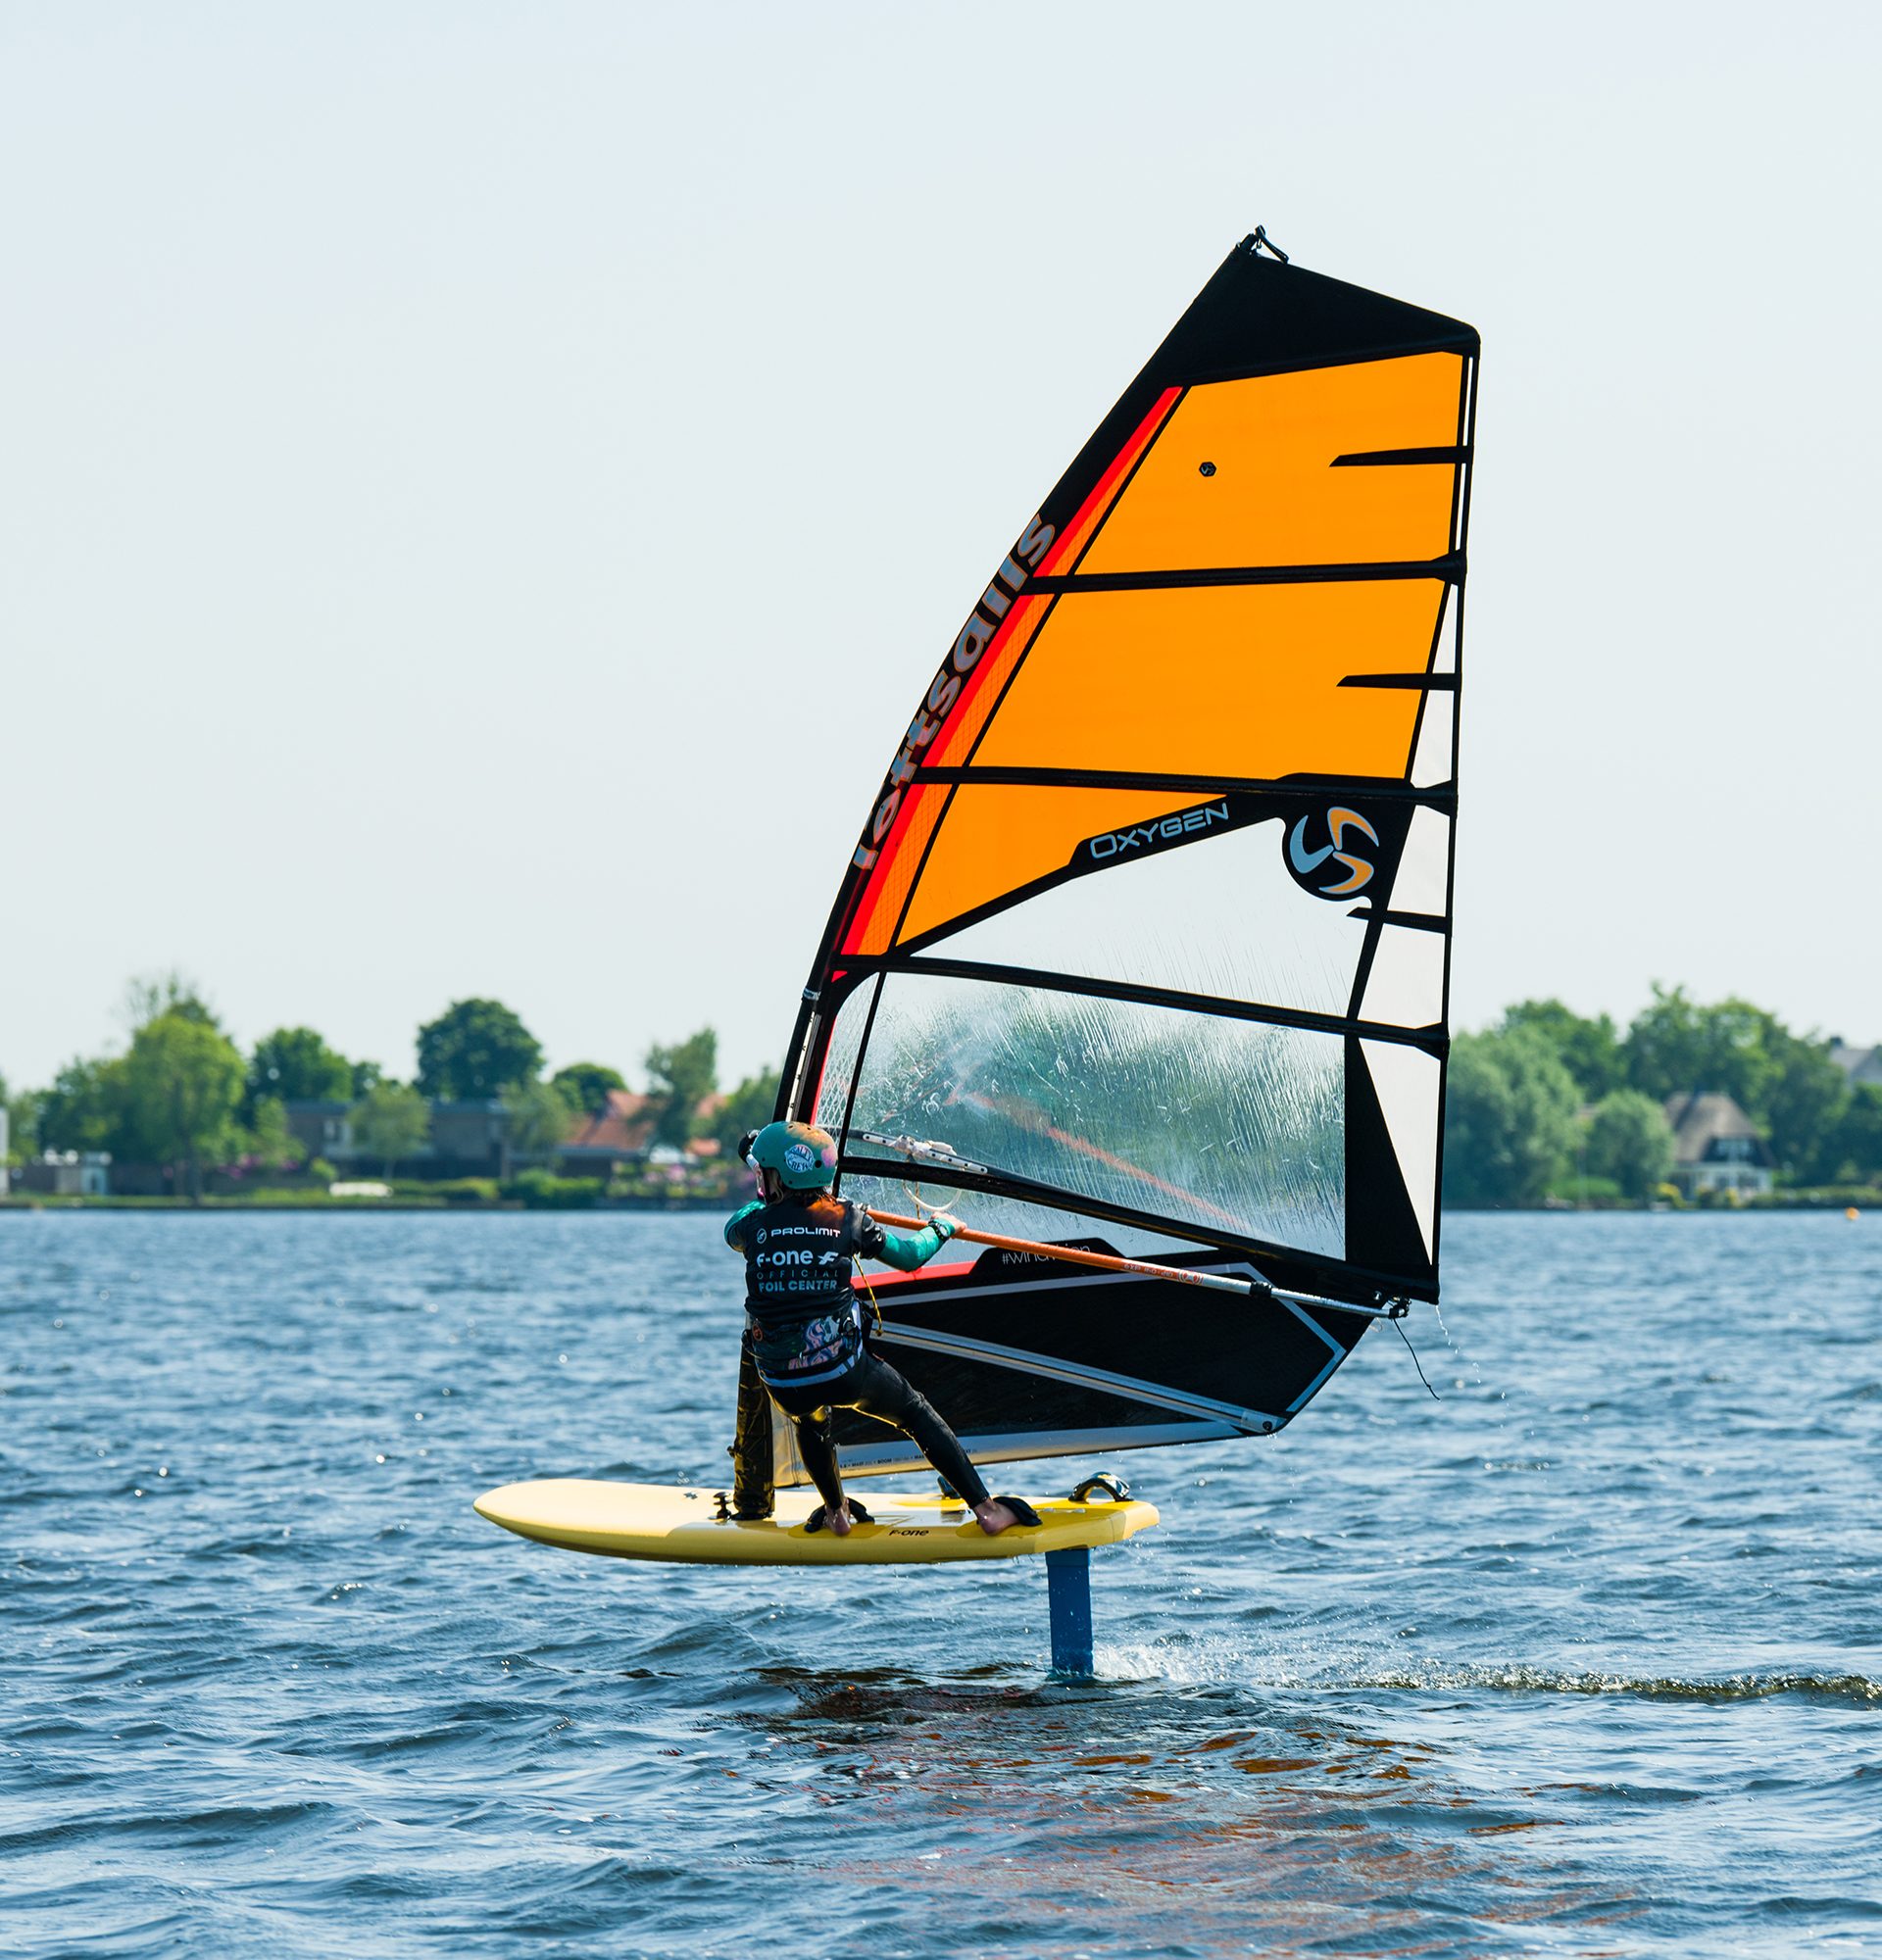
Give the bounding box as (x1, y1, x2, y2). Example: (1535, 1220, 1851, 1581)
(0, 1194, 733, 1214)
(0, 1196, 1866, 1216)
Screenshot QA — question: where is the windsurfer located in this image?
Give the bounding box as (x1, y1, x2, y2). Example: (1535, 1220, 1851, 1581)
(724, 1120, 1037, 1537)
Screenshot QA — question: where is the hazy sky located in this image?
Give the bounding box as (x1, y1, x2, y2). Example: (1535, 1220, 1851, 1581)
(4, 3, 1877, 1092)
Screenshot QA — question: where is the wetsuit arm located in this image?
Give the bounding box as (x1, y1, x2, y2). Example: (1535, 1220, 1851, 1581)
(723, 1200, 762, 1250)
(856, 1208, 960, 1272)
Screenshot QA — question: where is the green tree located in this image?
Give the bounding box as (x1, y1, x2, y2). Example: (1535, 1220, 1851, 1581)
(246, 1097, 306, 1172)
(1502, 999, 1625, 1102)
(124, 971, 218, 1030)
(246, 1026, 353, 1120)
(1442, 1026, 1581, 1207)
(34, 1056, 125, 1153)
(550, 1061, 626, 1115)
(1815, 1082, 1882, 1185)
(1621, 988, 1855, 1176)
(119, 1011, 247, 1200)
(1762, 1033, 1852, 1179)
(351, 1082, 431, 1177)
(1625, 986, 1782, 1115)
(350, 1057, 383, 1100)
(416, 999, 543, 1101)
(645, 1028, 718, 1150)
(1583, 1089, 1676, 1200)
(507, 1077, 580, 1166)
(715, 1066, 781, 1152)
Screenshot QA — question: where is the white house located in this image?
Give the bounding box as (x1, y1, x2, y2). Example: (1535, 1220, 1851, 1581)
(19, 1150, 112, 1198)
(1828, 1041, 1882, 1091)
(1662, 1093, 1774, 1199)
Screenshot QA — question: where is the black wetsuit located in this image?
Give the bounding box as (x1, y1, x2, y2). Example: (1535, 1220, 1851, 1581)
(723, 1193, 991, 1517)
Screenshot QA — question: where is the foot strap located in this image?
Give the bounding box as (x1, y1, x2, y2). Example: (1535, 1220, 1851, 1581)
(804, 1497, 873, 1534)
(992, 1494, 1042, 1528)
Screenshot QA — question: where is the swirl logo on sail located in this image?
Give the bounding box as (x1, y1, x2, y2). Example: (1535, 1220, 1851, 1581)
(1285, 807, 1379, 899)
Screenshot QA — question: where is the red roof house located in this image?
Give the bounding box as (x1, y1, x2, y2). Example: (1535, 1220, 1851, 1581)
(558, 1090, 726, 1172)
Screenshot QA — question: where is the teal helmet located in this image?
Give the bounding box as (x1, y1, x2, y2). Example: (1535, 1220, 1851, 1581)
(748, 1119, 839, 1190)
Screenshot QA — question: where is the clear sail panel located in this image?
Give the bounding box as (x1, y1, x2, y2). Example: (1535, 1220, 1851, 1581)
(816, 971, 1345, 1258)
(834, 1172, 1213, 1267)
(922, 816, 1367, 1016)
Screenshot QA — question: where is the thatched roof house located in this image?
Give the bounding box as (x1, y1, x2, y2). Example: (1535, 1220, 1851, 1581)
(1661, 1092, 1774, 1198)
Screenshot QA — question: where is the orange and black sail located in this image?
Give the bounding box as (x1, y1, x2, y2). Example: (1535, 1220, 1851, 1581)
(769, 234, 1478, 1480)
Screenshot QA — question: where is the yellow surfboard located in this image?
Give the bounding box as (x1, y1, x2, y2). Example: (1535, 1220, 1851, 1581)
(473, 1479, 1159, 1567)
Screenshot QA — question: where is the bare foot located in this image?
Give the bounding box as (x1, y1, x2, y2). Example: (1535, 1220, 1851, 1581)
(829, 1502, 854, 1537)
(973, 1499, 1022, 1536)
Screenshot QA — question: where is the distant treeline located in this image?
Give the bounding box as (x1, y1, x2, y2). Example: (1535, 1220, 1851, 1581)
(1446, 989, 1882, 1207)
(2, 978, 777, 1198)
(8, 975, 1878, 1213)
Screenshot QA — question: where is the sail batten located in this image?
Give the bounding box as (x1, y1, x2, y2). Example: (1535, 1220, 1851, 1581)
(1027, 555, 1463, 594)
(912, 767, 1455, 795)
(834, 956, 1446, 1052)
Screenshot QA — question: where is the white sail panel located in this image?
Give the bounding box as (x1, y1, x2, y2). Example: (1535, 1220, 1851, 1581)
(1362, 1038, 1441, 1259)
(1410, 698, 1455, 788)
(1389, 806, 1452, 918)
(922, 818, 1366, 1016)
(1360, 925, 1446, 1030)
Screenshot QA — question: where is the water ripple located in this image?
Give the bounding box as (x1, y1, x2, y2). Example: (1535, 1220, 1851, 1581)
(1, 1209, 1877, 1957)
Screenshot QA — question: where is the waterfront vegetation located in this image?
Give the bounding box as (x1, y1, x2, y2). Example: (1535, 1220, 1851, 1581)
(1446, 989, 1882, 1209)
(3, 978, 776, 1207)
(3, 977, 1876, 1212)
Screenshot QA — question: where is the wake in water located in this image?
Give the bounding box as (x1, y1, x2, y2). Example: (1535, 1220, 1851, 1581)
(1358, 1663, 1882, 1706)
(1097, 1631, 1882, 1707)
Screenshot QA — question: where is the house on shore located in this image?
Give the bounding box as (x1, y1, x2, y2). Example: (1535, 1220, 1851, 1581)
(559, 1089, 726, 1182)
(427, 1101, 515, 1178)
(283, 1096, 514, 1179)
(17, 1150, 113, 1198)
(1662, 1092, 1774, 1199)
(284, 1100, 354, 1164)
(1828, 1041, 1882, 1091)
(281, 1089, 729, 1183)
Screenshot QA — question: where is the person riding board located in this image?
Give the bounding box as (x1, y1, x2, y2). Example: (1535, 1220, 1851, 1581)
(723, 1120, 1037, 1538)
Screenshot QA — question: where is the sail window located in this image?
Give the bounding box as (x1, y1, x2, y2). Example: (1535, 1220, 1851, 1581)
(919, 815, 1367, 1017)
(836, 1174, 1211, 1266)
(815, 971, 1346, 1258)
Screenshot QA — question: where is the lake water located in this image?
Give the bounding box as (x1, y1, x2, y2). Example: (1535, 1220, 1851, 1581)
(2, 1209, 1876, 1957)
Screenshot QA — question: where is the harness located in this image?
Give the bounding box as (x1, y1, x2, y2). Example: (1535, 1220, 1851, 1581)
(738, 1197, 870, 1388)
